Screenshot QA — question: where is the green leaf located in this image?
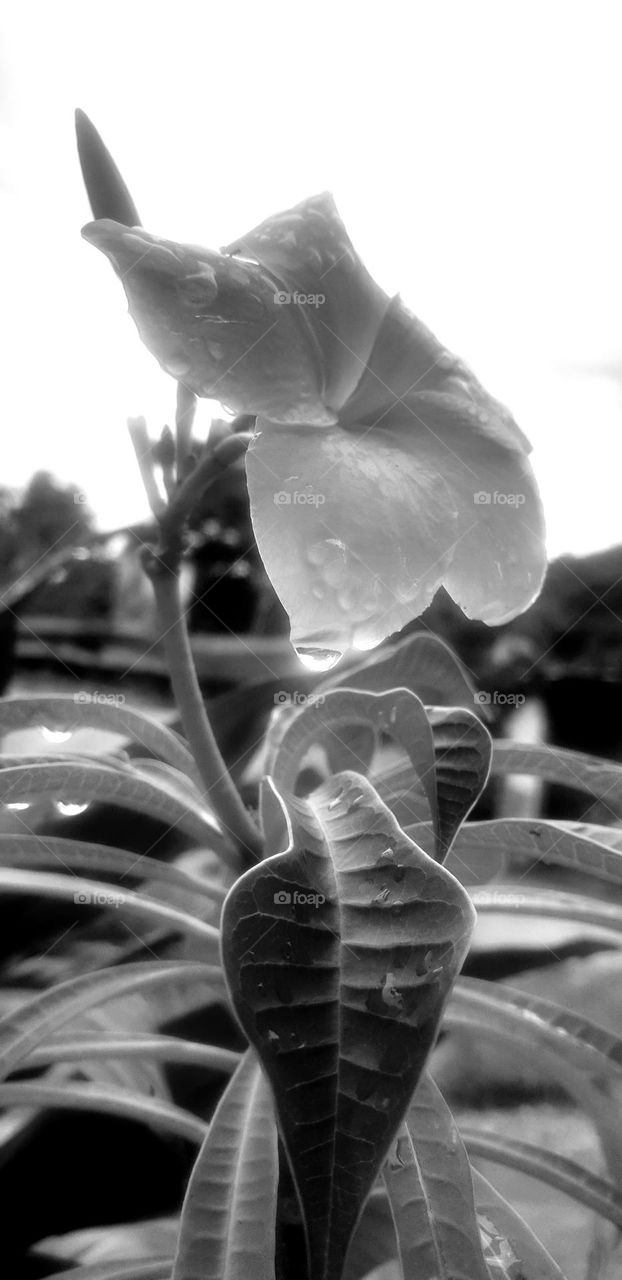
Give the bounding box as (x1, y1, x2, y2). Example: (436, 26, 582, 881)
(36, 1217, 177, 1265)
(378, 706, 491, 855)
(0, 833, 226, 906)
(0, 759, 223, 848)
(318, 631, 478, 712)
(0, 695, 199, 784)
(343, 1189, 397, 1280)
(269, 687, 438, 844)
(28, 1034, 240, 1075)
(221, 772, 475, 1280)
(450, 977, 622, 1182)
(491, 742, 622, 818)
(173, 1049, 278, 1280)
(0, 960, 218, 1082)
(0, 1079, 206, 1143)
(472, 1169, 566, 1279)
(75, 109, 141, 225)
(383, 1072, 488, 1280)
(468, 882, 622, 943)
(445, 818, 622, 887)
(460, 1125, 622, 1229)
(0, 867, 220, 947)
(43, 1264, 172, 1280)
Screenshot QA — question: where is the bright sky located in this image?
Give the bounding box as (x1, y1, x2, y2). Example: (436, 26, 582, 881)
(2, 1, 621, 557)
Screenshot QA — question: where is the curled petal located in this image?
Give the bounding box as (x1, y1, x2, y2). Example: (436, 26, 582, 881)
(81, 219, 335, 425)
(223, 192, 391, 410)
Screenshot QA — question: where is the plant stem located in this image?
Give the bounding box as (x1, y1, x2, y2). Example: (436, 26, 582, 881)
(146, 557, 262, 865)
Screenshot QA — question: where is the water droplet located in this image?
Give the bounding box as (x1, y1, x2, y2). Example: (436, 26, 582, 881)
(378, 848, 395, 863)
(267, 1029, 279, 1043)
(55, 802, 89, 817)
(391, 864, 406, 884)
(281, 940, 294, 962)
(166, 355, 191, 377)
(40, 726, 73, 744)
(5, 802, 30, 812)
(352, 635, 377, 652)
(395, 1135, 411, 1167)
(295, 647, 343, 672)
(327, 793, 344, 810)
(378, 1096, 391, 1110)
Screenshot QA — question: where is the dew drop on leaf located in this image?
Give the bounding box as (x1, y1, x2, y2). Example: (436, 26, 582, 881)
(55, 802, 90, 816)
(295, 647, 343, 672)
(40, 727, 73, 744)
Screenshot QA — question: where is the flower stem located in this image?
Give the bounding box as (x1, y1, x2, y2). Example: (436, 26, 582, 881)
(146, 554, 262, 866)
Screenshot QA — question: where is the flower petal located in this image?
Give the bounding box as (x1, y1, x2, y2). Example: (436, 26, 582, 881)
(223, 193, 391, 410)
(341, 295, 532, 454)
(246, 408, 545, 660)
(81, 219, 335, 425)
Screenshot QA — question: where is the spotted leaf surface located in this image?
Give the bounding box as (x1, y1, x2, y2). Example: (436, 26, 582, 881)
(221, 771, 475, 1280)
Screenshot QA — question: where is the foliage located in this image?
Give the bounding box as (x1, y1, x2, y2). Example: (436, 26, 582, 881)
(1, 109, 610, 1280)
(2, 643, 622, 1278)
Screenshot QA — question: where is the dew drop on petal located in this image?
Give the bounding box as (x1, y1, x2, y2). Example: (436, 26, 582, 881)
(295, 647, 343, 672)
(40, 726, 73, 744)
(55, 802, 90, 817)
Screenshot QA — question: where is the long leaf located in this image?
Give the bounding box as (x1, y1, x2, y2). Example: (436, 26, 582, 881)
(0, 695, 199, 783)
(382, 1072, 488, 1280)
(0, 1080, 206, 1143)
(44, 1263, 172, 1280)
(491, 742, 622, 818)
(472, 1169, 566, 1279)
(222, 771, 475, 1280)
(0, 759, 224, 850)
(445, 818, 622, 887)
(0, 866, 220, 946)
(0, 960, 218, 1081)
(173, 1049, 278, 1280)
(459, 1126, 622, 1229)
(28, 1034, 240, 1073)
(0, 834, 226, 905)
(468, 883, 622, 942)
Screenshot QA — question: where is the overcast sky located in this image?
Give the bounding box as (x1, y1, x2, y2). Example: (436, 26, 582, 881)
(2, 1, 621, 557)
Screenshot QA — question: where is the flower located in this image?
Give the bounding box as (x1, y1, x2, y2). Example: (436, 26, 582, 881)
(82, 193, 546, 670)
